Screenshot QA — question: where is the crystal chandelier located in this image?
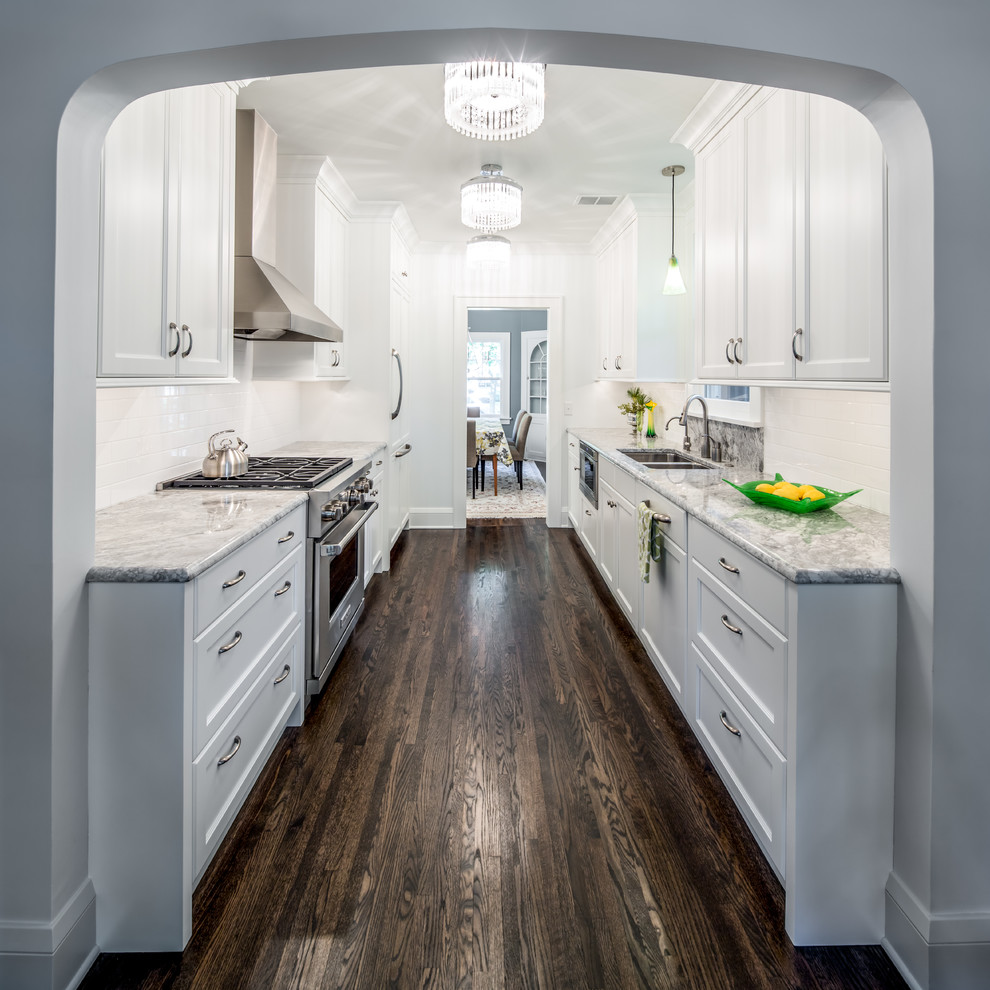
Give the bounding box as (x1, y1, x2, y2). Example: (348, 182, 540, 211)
(465, 233, 511, 267)
(444, 61, 545, 141)
(460, 165, 522, 231)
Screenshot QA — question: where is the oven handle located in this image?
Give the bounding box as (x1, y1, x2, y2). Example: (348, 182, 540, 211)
(319, 501, 379, 557)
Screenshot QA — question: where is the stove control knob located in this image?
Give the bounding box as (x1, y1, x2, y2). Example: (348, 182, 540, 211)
(354, 477, 372, 493)
(320, 500, 346, 522)
(344, 488, 363, 505)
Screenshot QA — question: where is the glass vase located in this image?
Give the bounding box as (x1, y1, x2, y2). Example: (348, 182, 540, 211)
(635, 409, 643, 436)
(645, 407, 656, 438)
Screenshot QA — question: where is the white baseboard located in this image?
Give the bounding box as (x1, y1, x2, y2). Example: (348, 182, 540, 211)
(0, 883, 97, 990)
(409, 506, 454, 529)
(885, 874, 990, 989)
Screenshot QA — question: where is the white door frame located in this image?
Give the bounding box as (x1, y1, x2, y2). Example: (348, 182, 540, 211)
(453, 296, 563, 528)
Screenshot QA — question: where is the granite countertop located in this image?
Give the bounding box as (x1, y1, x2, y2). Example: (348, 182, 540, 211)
(88, 439, 387, 584)
(569, 428, 898, 585)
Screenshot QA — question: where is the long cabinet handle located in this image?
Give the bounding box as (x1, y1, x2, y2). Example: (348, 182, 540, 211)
(720, 614, 743, 636)
(222, 569, 246, 589)
(180, 324, 192, 358)
(277, 531, 294, 544)
(273, 664, 291, 685)
(217, 736, 241, 766)
(168, 322, 180, 357)
(274, 581, 291, 597)
(718, 557, 739, 574)
(218, 630, 242, 655)
(653, 513, 672, 524)
(719, 711, 742, 737)
(792, 327, 804, 361)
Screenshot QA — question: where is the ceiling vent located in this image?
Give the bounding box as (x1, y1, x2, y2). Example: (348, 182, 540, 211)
(575, 195, 618, 206)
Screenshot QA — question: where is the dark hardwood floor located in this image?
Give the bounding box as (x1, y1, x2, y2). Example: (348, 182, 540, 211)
(82, 520, 906, 989)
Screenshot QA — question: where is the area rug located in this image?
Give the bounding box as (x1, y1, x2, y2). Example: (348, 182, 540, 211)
(467, 458, 546, 519)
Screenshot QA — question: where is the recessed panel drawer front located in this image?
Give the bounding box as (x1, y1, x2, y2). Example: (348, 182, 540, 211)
(692, 647, 786, 877)
(692, 561, 788, 751)
(689, 519, 786, 632)
(609, 461, 636, 503)
(193, 546, 302, 754)
(636, 482, 687, 550)
(192, 629, 301, 879)
(194, 503, 306, 634)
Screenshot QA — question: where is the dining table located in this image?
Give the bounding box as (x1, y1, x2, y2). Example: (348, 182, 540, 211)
(475, 420, 514, 495)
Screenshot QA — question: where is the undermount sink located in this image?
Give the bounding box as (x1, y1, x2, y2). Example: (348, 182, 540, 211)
(617, 448, 713, 470)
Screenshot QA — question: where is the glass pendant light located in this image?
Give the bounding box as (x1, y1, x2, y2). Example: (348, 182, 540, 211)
(662, 164, 687, 295)
(460, 164, 522, 231)
(444, 61, 545, 141)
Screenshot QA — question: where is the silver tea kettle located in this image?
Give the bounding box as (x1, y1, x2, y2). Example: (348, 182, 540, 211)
(203, 430, 248, 478)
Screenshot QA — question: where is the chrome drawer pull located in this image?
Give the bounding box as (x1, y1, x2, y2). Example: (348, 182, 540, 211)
(274, 581, 291, 597)
(218, 630, 242, 655)
(718, 557, 740, 574)
(217, 735, 241, 766)
(719, 711, 742, 737)
(653, 513, 672, 524)
(273, 664, 291, 685)
(222, 569, 246, 589)
(180, 324, 193, 358)
(585, 509, 592, 516)
(792, 327, 804, 361)
(167, 322, 180, 357)
(720, 614, 743, 635)
(277, 531, 294, 544)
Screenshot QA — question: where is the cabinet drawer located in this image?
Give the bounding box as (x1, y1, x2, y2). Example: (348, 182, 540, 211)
(636, 482, 686, 549)
(192, 628, 302, 879)
(692, 560, 788, 751)
(689, 519, 786, 631)
(691, 647, 785, 877)
(194, 504, 306, 634)
(193, 546, 302, 754)
(608, 461, 636, 503)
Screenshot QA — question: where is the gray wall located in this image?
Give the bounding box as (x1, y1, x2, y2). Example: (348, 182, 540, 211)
(0, 4, 982, 988)
(468, 307, 547, 427)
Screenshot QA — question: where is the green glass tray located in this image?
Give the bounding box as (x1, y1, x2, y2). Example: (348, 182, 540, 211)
(723, 473, 862, 514)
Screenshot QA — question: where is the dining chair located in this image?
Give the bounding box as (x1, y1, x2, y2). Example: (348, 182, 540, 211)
(506, 412, 532, 489)
(467, 405, 481, 418)
(507, 409, 525, 444)
(467, 419, 479, 498)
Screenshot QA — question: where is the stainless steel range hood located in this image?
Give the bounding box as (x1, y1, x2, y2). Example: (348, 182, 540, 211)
(233, 110, 343, 343)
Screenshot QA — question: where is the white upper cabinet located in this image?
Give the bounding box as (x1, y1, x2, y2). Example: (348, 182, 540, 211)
(684, 84, 886, 383)
(99, 84, 235, 381)
(594, 196, 693, 382)
(252, 156, 351, 380)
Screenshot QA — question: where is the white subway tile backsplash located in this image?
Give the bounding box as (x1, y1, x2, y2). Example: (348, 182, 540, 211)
(763, 387, 889, 514)
(95, 380, 306, 508)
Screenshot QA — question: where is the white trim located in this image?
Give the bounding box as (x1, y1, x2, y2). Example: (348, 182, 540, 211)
(409, 506, 455, 529)
(454, 295, 564, 530)
(887, 870, 990, 944)
(0, 879, 95, 954)
(467, 330, 511, 420)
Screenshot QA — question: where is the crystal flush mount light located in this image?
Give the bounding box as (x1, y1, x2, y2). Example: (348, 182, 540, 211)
(460, 164, 522, 231)
(444, 61, 545, 141)
(465, 233, 511, 267)
(662, 164, 687, 295)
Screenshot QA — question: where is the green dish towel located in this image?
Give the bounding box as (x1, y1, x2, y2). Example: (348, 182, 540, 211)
(650, 516, 663, 563)
(637, 501, 653, 582)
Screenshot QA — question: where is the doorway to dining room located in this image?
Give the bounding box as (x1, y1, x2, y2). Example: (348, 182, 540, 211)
(466, 308, 548, 520)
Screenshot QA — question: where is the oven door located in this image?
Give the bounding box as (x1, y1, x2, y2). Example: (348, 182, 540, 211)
(309, 501, 379, 695)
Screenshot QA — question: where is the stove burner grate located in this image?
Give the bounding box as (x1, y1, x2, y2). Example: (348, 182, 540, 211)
(164, 455, 354, 490)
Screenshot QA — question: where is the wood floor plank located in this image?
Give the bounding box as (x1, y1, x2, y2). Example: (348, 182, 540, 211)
(82, 521, 907, 990)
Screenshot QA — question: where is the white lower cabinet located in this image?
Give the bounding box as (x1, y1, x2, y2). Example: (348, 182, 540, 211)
(567, 441, 581, 529)
(365, 454, 386, 583)
(567, 436, 897, 946)
(687, 516, 897, 945)
(89, 503, 307, 951)
(636, 484, 689, 706)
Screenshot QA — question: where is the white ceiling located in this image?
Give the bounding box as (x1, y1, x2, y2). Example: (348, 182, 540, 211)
(237, 64, 714, 246)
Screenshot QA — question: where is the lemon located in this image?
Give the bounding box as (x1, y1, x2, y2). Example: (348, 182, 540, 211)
(796, 484, 813, 498)
(755, 483, 775, 493)
(775, 487, 801, 501)
(803, 488, 826, 501)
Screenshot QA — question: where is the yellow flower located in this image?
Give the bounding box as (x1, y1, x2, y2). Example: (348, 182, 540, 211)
(645, 400, 656, 409)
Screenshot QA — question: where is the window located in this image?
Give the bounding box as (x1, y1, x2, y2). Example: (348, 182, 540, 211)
(693, 382, 764, 425)
(467, 332, 510, 419)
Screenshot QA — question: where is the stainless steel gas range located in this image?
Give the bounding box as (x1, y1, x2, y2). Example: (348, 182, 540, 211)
(161, 454, 379, 695)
